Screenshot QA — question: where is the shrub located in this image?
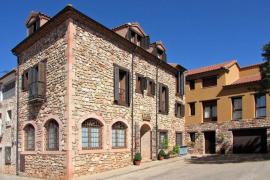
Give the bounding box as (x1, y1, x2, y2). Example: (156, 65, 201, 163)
(173, 145, 180, 154)
(158, 149, 166, 158)
(161, 138, 169, 150)
(134, 152, 142, 161)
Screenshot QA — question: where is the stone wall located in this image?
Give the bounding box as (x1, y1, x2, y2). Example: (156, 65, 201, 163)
(185, 117, 270, 154)
(71, 20, 185, 177)
(0, 72, 17, 175)
(17, 21, 69, 179)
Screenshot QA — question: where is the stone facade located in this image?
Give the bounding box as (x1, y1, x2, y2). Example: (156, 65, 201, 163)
(12, 6, 185, 179)
(0, 70, 17, 174)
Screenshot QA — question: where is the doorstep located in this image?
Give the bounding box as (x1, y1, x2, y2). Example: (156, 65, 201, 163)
(75, 156, 186, 180)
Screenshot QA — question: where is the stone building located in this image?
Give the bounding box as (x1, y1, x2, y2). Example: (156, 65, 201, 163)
(0, 69, 17, 174)
(185, 60, 270, 154)
(12, 5, 186, 179)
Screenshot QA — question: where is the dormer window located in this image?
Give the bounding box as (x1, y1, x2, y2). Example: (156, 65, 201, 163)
(28, 19, 40, 35)
(129, 30, 142, 47)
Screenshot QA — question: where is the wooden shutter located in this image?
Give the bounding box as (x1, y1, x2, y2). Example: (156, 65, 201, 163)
(159, 84, 162, 112)
(151, 81, 156, 96)
(180, 72, 185, 96)
(142, 77, 147, 91)
(114, 66, 120, 103)
(165, 86, 169, 114)
(126, 29, 132, 41)
(126, 70, 130, 106)
(175, 102, 178, 116)
(180, 104, 185, 117)
(141, 36, 150, 49)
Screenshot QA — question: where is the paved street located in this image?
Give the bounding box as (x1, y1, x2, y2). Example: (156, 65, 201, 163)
(1, 155, 270, 180)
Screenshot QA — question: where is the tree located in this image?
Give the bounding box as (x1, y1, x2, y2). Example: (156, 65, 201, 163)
(260, 43, 270, 93)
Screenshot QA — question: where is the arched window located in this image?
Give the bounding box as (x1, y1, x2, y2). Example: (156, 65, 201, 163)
(112, 121, 127, 148)
(24, 124, 35, 151)
(81, 119, 102, 149)
(45, 119, 59, 151)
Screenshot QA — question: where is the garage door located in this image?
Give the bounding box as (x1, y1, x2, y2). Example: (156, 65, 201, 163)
(233, 129, 267, 154)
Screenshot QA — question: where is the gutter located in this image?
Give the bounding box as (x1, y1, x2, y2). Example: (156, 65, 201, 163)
(16, 57, 19, 176)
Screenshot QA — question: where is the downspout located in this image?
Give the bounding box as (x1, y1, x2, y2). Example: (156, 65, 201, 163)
(131, 46, 137, 162)
(16, 57, 20, 175)
(155, 61, 160, 160)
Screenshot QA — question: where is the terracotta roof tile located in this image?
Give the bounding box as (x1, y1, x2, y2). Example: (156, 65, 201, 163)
(187, 60, 237, 76)
(228, 74, 261, 86)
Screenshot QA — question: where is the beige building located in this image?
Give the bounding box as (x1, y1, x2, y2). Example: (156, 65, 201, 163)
(11, 5, 185, 179)
(0, 69, 17, 174)
(185, 60, 270, 154)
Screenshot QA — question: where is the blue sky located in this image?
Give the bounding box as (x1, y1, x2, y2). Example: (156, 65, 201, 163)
(1, 0, 270, 75)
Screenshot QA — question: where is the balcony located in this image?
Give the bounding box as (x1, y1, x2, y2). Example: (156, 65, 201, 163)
(29, 81, 45, 102)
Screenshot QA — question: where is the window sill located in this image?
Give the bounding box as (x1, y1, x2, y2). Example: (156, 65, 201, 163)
(114, 102, 130, 107)
(79, 149, 105, 154)
(40, 151, 66, 155)
(202, 85, 217, 89)
(110, 148, 129, 153)
(20, 151, 37, 155)
(147, 93, 155, 98)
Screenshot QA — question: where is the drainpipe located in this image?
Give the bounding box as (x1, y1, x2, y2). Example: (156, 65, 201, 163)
(155, 61, 160, 160)
(16, 57, 20, 176)
(131, 46, 137, 162)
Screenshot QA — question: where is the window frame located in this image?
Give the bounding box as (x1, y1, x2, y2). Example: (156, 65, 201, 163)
(189, 80, 195, 90)
(45, 120, 59, 151)
(203, 100, 217, 122)
(175, 101, 185, 118)
(112, 122, 127, 149)
(255, 94, 266, 118)
(190, 132, 196, 143)
(189, 102, 195, 116)
(159, 130, 168, 149)
(24, 125, 35, 151)
(202, 76, 217, 88)
(147, 78, 155, 97)
(175, 132, 183, 147)
(232, 97, 243, 120)
(114, 64, 130, 107)
(81, 119, 103, 150)
(159, 83, 169, 114)
(5, 147, 11, 165)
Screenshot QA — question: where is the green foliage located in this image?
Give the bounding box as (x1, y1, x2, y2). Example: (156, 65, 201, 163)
(158, 149, 166, 157)
(134, 152, 142, 161)
(173, 145, 180, 154)
(161, 138, 169, 150)
(260, 42, 270, 93)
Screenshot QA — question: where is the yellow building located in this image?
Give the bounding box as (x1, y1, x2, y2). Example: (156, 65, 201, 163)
(185, 60, 270, 154)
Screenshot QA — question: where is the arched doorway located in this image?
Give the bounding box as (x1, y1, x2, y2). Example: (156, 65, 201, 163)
(140, 124, 152, 161)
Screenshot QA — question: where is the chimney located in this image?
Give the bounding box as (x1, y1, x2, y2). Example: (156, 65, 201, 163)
(25, 11, 50, 36)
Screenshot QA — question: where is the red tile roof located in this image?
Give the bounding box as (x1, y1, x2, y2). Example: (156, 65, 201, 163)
(228, 74, 261, 86)
(187, 60, 237, 76)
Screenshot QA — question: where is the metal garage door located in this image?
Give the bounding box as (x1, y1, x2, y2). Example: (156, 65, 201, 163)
(233, 128, 267, 154)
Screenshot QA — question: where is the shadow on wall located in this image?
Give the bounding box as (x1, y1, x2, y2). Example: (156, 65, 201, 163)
(185, 154, 270, 164)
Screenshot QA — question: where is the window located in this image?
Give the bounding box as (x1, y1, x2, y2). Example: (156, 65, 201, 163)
(147, 79, 155, 97)
(159, 84, 169, 114)
(5, 147, 11, 165)
(189, 80, 195, 90)
(24, 125, 35, 151)
(190, 133, 196, 143)
(129, 30, 141, 46)
(203, 100, 217, 122)
(202, 76, 217, 87)
(22, 70, 29, 91)
(112, 122, 127, 148)
(114, 65, 130, 106)
(232, 97, 242, 120)
(6, 110, 12, 122)
(82, 119, 102, 149)
(189, 102, 195, 116)
(157, 49, 164, 59)
(2, 81, 15, 100)
(159, 131, 168, 149)
(176, 132, 183, 147)
(176, 71, 185, 96)
(45, 120, 59, 151)
(255, 94, 266, 118)
(136, 74, 146, 94)
(175, 102, 185, 118)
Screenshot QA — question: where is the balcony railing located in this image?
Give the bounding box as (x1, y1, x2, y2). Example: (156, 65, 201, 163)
(29, 81, 45, 102)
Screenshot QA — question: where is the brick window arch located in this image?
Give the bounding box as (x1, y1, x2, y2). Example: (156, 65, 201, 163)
(81, 118, 103, 149)
(24, 124, 35, 151)
(45, 119, 59, 151)
(112, 121, 127, 148)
